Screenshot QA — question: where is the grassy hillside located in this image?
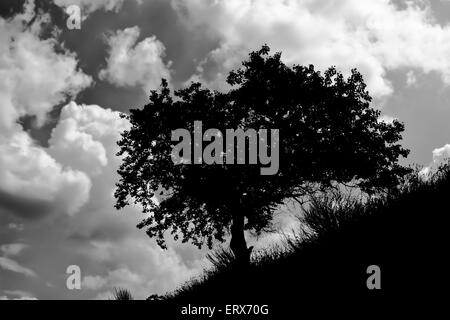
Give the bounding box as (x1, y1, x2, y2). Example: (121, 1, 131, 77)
(145, 166, 449, 307)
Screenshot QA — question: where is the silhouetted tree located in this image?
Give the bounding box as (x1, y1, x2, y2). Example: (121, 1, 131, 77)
(114, 45, 410, 265)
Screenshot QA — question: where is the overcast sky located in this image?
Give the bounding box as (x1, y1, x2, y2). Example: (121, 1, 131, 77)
(1, 0, 450, 300)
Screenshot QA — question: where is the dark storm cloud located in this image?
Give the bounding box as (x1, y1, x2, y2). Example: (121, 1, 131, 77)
(0, 0, 26, 18)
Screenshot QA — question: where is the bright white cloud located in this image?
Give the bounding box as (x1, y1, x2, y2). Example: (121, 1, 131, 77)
(49, 101, 130, 213)
(0, 132, 92, 216)
(99, 26, 172, 92)
(0, 1, 93, 217)
(173, 0, 450, 99)
(0, 1, 92, 132)
(431, 144, 450, 164)
(49, 102, 129, 176)
(421, 143, 450, 176)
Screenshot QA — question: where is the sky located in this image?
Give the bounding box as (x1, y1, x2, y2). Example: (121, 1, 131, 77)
(1, 0, 450, 300)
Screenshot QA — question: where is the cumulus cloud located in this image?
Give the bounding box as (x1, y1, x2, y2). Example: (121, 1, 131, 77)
(0, 1, 92, 132)
(49, 101, 131, 215)
(0, 98, 203, 299)
(49, 102, 129, 176)
(0, 1, 218, 300)
(0, 133, 92, 216)
(0, 1, 93, 218)
(173, 0, 450, 99)
(98, 26, 172, 92)
(432, 144, 450, 163)
(420, 144, 450, 176)
(46, 102, 203, 299)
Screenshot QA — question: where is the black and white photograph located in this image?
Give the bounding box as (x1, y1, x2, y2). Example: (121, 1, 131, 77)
(0, 0, 447, 317)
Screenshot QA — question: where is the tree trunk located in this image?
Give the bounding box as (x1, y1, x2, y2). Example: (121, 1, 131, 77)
(230, 213, 252, 267)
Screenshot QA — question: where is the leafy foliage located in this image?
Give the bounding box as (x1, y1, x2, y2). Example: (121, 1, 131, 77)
(113, 288, 133, 300)
(115, 45, 410, 250)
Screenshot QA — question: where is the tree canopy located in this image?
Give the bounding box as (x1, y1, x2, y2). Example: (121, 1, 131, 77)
(115, 45, 410, 261)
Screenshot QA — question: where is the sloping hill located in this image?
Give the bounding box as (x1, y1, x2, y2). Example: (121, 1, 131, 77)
(151, 166, 449, 309)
